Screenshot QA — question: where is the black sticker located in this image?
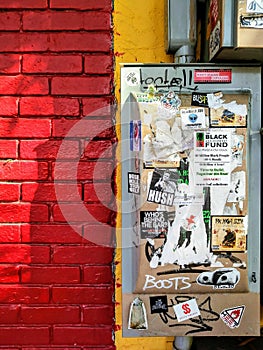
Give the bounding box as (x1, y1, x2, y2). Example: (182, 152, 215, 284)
(140, 211, 168, 239)
(150, 296, 168, 314)
(191, 92, 209, 107)
(128, 172, 140, 194)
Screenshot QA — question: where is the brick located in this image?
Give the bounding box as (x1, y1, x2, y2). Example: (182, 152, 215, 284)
(0, 12, 21, 30)
(50, 0, 112, 10)
(53, 161, 113, 180)
(52, 118, 113, 138)
(84, 182, 113, 203)
(20, 140, 79, 160)
(0, 161, 48, 180)
(22, 55, 82, 74)
(53, 246, 113, 264)
(52, 203, 113, 224)
(23, 11, 111, 31)
(52, 286, 113, 304)
(82, 97, 114, 116)
(0, 55, 20, 74)
(0, 265, 20, 283)
(49, 33, 111, 52)
(83, 305, 114, 325)
(51, 76, 111, 96)
(0, 327, 49, 345)
(0, 0, 47, 8)
(22, 183, 82, 202)
(53, 326, 113, 345)
(84, 140, 113, 159)
(85, 55, 113, 74)
(0, 305, 19, 324)
(0, 225, 20, 242)
(22, 224, 83, 243)
(0, 245, 49, 263)
(0, 203, 49, 223)
(83, 225, 115, 247)
(0, 140, 18, 158)
(0, 33, 49, 52)
(0, 76, 48, 95)
(20, 306, 80, 324)
(83, 266, 112, 284)
(0, 286, 49, 303)
(0, 183, 20, 201)
(0, 118, 51, 138)
(0, 97, 18, 116)
(20, 97, 80, 116)
(21, 266, 80, 284)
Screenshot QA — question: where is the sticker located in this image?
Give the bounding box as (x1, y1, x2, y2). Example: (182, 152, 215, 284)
(125, 71, 140, 86)
(240, 14, 263, 28)
(173, 298, 200, 323)
(220, 305, 245, 329)
(128, 172, 140, 195)
(247, 0, 263, 13)
(147, 168, 179, 206)
(210, 0, 219, 30)
(191, 92, 209, 107)
(210, 102, 247, 128)
(211, 216, 247, 252)
(194, 69, 232, 84)
(130, 120, 141, 151)
(150, 296, 168, 314)
(140, 211, 168, 239)
(209, 20, 221, 60)
(196, 268, 240, 289)
(128, 297, 148, 330)
(180, 107, 206, 130)
(194, 130, 231, 187)
(160, 91, 181, 112)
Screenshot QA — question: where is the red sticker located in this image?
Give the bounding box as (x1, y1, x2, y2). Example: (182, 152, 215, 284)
(194, 69, 232, 84)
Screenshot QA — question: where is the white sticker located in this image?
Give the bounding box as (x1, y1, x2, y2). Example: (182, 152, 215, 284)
(220, 305, 245, 328)
(125, 71, 140, 86)
(173, 299, 200, 323)
(180, 107, 206, 130)
(247, 0, 263, 13)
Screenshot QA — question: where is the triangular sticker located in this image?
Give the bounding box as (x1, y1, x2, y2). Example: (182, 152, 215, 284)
(220, 305, 245, 329)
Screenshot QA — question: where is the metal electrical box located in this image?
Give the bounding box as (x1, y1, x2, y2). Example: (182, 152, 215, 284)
(120, 63, 261, 337)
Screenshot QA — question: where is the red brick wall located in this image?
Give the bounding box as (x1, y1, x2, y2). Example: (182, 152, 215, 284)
(0, 0, 116, 348)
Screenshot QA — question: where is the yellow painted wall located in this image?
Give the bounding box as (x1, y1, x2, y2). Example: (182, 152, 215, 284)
(113, 1, 174, 349)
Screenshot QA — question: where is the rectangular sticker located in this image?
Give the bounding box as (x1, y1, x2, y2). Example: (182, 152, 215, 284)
(130, 120, 141, 151)
(180, 107, 206, 130)
(194, 69, 232, 83)
(173, 299, 200, 323)
(191, 92, 209, 107)
(128, 172, 140, 194)
(140, 211, 168, 239)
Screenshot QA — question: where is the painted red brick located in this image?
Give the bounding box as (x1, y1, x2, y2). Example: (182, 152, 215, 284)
(82, 97, 113, 116)
(0, 183, 20, 201)
(0, 0, 47, 8)
(0, 140, 18, 158)
(0, 265, 20, 283)
(0, 286, 49, 303)
(20, 306, 80, 324)
(21, 266, 80, 283)
(51, 77, 112, 96)
(83, 305, 114, 325)
(53, 326, 113, 345)
(0, 203, 49, 223)
(22, 182, 82, 202)
(84, 140, 114, 159)
(23, 12, 111, 31)
(0, 225, 20, 242)
(52, 118, 114, 138)
(0, 12, 21, 31)
(0, 97, 18, 116)
(0, 118, 51, 138)
(20, 97, 80, 116)
(0, 327, 49, 345)
(84, 182, 113, 203)
(53, 161, 113, 180)
(53, 246, 113, 264)
(83, 266, 112, 284)
(21, 224, 83, 243)
(20, 140, 80, 160)
(83, 224, 114, 247)
(0, 76, 48, 95)
(0, 55, 20, 74)
(22, 54, 82, 73)
(0, 245, 50, 263)
(0, 33, 49, 52)
(52, 286, 113, 304)
(0, 161, 48, 180)
(50, 0, 112, 10)
(85, 55, 113, 74)
(0, 305, 20, 323)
